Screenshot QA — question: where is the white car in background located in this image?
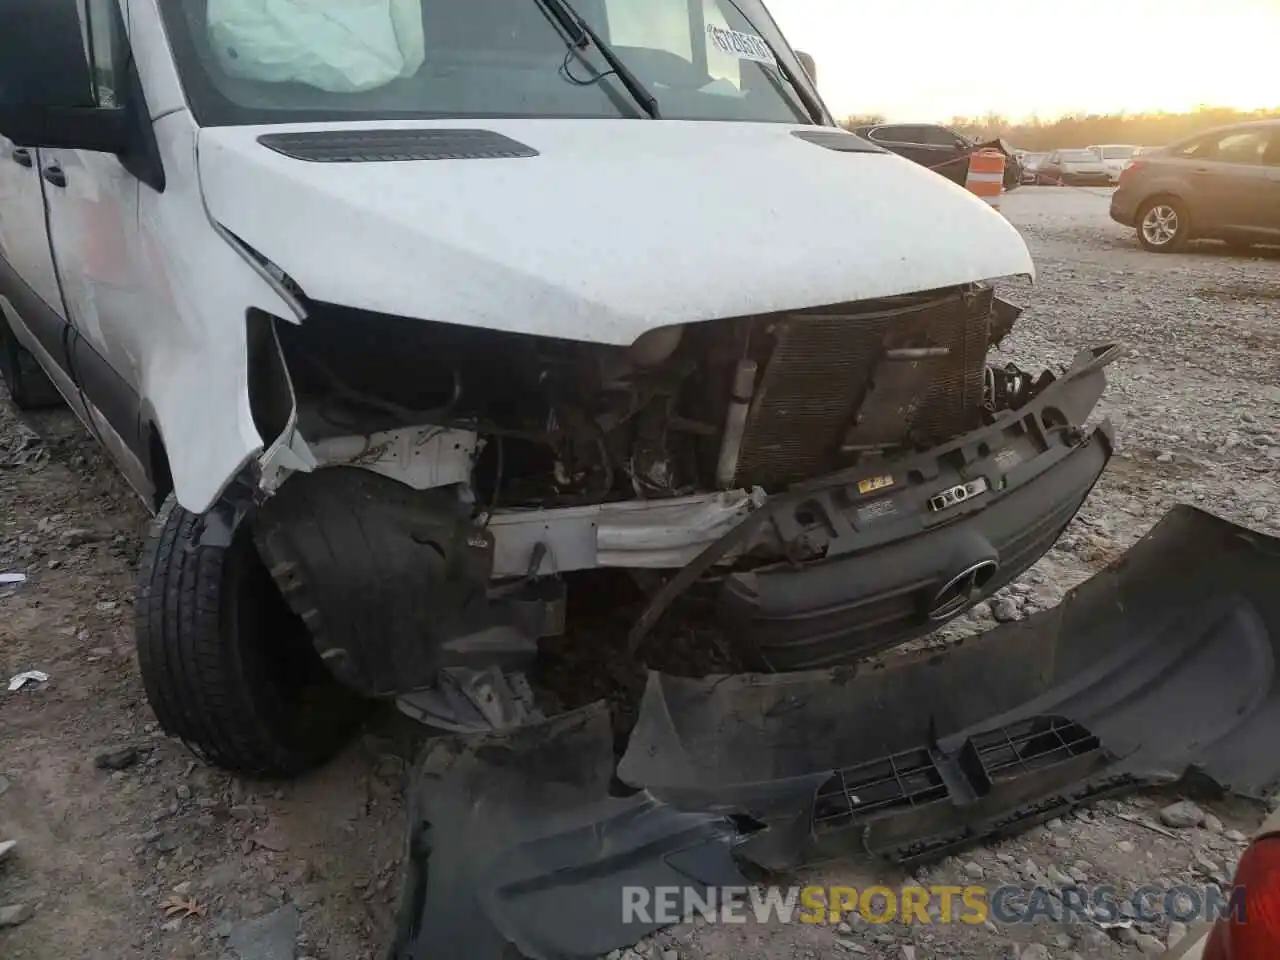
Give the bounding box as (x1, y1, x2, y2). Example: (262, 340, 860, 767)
(1088, 144, 1141, 182)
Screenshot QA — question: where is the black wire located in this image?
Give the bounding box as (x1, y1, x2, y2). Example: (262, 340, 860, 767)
(559, 47, 618, 89)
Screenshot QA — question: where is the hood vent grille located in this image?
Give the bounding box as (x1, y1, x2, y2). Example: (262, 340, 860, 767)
(792, 129, 884, 153)
(257, 129, 539, 163)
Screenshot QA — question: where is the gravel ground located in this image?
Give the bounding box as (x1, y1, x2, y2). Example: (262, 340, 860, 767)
(1, 185, 1277, 960)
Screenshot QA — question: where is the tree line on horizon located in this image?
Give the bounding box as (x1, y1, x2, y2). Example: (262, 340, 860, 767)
(840, 105, 1280, 151)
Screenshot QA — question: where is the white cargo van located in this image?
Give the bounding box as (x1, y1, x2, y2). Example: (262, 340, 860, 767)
(0, 0, 1116, 776)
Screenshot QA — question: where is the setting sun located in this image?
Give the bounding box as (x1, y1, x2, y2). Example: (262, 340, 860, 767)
(771, 0, 1278, 121)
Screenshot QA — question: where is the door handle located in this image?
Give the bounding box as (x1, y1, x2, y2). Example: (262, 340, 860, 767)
(11, 148, 33, 168)
(42, 165, 68, 188)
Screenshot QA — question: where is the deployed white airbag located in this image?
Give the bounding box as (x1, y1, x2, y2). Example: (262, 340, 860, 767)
(207, 0, 426, 93)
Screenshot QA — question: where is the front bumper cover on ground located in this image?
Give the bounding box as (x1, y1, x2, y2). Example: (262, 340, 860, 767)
(396, 506, 1280, 959)
(621, 506, 1280, 867)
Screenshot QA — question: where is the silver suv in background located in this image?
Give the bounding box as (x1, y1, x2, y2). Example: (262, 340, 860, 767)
(1087, 143, 1140, 182)
(1110, 120, 1280, 252)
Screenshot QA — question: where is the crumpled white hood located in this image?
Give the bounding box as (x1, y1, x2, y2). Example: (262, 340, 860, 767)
(198, 119, 1034, 345)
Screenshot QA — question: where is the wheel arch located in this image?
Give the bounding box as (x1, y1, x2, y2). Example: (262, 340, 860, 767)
(139, 414, 174, 513)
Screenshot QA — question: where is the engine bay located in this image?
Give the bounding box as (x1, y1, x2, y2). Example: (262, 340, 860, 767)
(274, 283, 1043, 513)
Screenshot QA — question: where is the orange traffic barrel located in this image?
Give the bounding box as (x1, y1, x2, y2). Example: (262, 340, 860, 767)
(966, 149, 1006, 210)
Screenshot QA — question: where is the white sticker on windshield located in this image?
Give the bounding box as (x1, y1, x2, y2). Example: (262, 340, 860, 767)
(706, 24, 778, 66)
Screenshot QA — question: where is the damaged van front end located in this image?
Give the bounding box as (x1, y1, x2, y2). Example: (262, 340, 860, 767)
(232, 286, 1118, 699)
(180, 116, 1123, 708)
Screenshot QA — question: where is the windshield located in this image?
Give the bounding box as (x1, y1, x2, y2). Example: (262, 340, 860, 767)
(1060, 150, 1097, 162)
(1101, 146, 1136, 159)
(159, 0, 824, 126)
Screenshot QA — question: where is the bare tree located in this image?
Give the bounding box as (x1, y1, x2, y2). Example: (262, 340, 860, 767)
(840, 113, 886, 131)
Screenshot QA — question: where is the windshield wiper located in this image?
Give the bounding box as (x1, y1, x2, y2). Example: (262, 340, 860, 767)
(720, 0, 826, 125)
(533, 0, 660, 119)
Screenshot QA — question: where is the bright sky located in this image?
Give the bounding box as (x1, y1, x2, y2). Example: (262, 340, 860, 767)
(768, 0, 1278, 122)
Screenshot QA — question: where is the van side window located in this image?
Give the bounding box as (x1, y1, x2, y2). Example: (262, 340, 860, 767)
(82, 0, 127, 107)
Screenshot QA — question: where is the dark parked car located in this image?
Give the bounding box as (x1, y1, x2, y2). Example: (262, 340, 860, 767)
(1034, 149, 1111, 186)
(1020, 151, 1049, 184)
(854, 123, 1022, 190)
(1110, 120, 1280, 252)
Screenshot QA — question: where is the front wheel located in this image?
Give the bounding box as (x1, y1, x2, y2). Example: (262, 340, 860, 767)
(1137, 197, 1190, 252)
(135, 498, 367, 777)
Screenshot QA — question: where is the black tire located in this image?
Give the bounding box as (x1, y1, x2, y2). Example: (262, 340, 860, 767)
(0, 316, 62, 410)
(136, 497, 367, 777)
(1136, 196, 1190, 253)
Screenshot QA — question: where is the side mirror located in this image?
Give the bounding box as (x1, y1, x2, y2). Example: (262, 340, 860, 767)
(0, 0, 131, 153)
(795, 51, 817, 84)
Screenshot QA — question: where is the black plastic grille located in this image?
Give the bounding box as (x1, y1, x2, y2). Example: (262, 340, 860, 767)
(812, 715, 1100, 830)
(257, 129, 539, 163)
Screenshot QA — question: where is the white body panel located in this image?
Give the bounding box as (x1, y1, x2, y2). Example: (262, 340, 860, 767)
(0, 141, 65, 311)
(135, 112, 300, 511)
(198, 119, 1034, 345)
(2, 0, 1040, 524)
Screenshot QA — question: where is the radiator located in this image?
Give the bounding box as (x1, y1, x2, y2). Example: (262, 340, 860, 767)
(732, 287, 994, 489)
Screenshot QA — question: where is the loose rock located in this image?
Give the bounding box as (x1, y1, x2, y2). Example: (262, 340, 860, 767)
(228, 904, 299, 960)
(252, 824, 290, 853)
(62, 528, 105, 547)
(0, 903, 34, 928)
(991, 598, 1022, 623)
(1133, 932, 1166, 955)
(1159, 800, 1205, 829)
(1045, 865, 1074, 888)
(94, 745, 142, 771)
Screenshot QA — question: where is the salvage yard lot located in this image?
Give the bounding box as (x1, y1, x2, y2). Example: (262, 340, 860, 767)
(1, 186, 1278, 960)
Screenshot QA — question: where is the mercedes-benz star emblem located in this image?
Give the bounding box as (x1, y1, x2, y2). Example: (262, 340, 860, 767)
(928, 559, 1000, 620)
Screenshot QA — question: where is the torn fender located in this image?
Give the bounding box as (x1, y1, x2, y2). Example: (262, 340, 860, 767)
(139, 113, 306, 514)
(619, 506, 1280, 866)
